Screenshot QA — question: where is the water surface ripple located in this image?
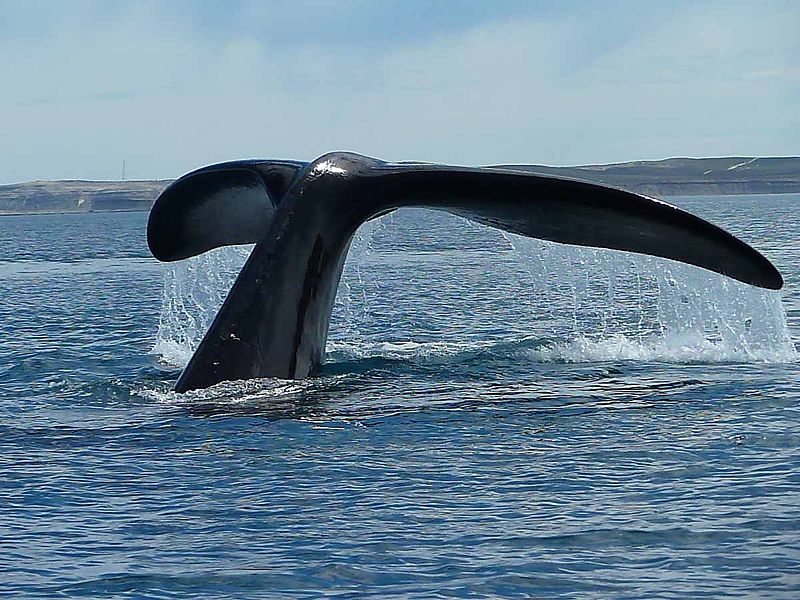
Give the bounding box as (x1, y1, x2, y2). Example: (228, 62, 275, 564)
(1, 196, 799, 598)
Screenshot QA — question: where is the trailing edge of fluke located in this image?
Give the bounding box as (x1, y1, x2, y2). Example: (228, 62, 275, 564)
(147, 152, 784, 392)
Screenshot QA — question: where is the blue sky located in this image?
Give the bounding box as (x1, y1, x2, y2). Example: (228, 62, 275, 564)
(0, 0, 797, 183)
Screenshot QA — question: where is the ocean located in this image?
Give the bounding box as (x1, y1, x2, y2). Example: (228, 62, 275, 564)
(1, 194, 799, 598)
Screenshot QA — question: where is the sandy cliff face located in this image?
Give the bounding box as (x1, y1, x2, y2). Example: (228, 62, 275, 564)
(0, 180, 169, 214)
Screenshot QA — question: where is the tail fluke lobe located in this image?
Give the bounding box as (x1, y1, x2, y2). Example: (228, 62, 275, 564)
(363, 164, 783, 290)
(147, 160, 305, 262)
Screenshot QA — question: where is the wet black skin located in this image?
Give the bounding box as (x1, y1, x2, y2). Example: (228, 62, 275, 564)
(148, 152, 783, 392)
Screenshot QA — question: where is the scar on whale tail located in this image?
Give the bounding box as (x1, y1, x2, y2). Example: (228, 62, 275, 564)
(148, 152, 783, 392)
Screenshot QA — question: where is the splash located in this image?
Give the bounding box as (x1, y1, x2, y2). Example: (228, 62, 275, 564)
(151, 210, 797, 368)
(502, 235, 797, 364)
(151, 244, 253, 366)
(529, 332, 793, 364)
(150, 216, 390, 367)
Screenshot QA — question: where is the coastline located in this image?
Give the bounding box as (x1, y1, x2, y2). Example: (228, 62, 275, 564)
(2, 156, 798, 216)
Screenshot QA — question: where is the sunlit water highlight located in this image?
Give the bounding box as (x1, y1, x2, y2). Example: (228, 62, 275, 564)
(1, 195, 799, 598)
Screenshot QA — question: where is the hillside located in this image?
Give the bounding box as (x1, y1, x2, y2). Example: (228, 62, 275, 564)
(0, 179, 169, 215)
(1, 156, 798, 215)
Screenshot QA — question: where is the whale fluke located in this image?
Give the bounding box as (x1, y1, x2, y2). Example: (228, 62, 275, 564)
(148, 160, 306, 261)
(147, 152, 783, 392)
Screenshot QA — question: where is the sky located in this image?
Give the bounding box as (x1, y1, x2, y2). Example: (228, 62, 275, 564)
(0, 0, 798, 183)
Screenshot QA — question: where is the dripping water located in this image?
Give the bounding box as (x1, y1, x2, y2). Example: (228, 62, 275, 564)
(151, 209, 798, 369)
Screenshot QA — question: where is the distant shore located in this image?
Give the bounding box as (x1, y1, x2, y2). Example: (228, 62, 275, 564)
(2, 156, 798, 215)
(0, 208, 151, 216)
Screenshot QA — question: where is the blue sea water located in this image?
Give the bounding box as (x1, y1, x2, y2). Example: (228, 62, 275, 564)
(1, 194, 799, 599)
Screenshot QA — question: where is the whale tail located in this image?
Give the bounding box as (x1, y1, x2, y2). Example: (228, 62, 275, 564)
(148, 152, 783, 391)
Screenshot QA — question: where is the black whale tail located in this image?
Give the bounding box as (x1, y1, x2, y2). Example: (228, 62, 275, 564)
(148, 152, 783, 392)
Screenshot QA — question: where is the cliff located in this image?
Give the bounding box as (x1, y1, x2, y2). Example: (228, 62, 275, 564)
(0, 179, 169, 215)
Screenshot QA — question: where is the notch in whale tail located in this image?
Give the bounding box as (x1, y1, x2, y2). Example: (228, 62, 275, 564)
(148, 152, 783, 392)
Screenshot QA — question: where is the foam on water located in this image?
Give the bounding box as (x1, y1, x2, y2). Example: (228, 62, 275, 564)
(151, 212, 798, 371)
(529, 332, 794, 363)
